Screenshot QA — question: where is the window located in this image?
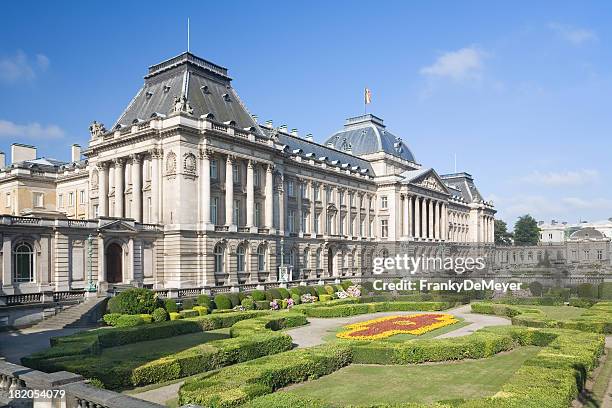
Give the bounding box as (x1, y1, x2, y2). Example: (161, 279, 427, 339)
(68, 192, 74, 206)
(349, 217, 354, 235)
(13, 242, 34, 283)
(79, 190, 86, 204)
(211, 197, 218, 225)
(381, 196, 388, 209)
(301, 212, 308, 233)
(360, 219, 364, 235)
(339, 191, 344, 205)
(147, 197, 152, 222)
(58, 194, 64, 208)
(301, 183, 307, 199)
(254, 168, 261, 187)
(33, 192, 44, 208)
(597, 250, 603, 260)
(210, 160, 218, 179)
(6, 192, 11, 208)
(326, 214, 333, 235)
(236, 245, 246, 272)
(288, 210, 295, 232)
(571, 250, 577, 260)
(214, 244, 224, 273)
(314, 185, 319, 201)
(339, 215, 345, 235)
(303, 249, 310, 269)
(232, 163, 239, 183)
(381, 219, 388, 238)
(316, 248, 322, 269)
(257, 245, 266, 271)
(233, 199, 241, 225)
(287, 181, 294, 197)
(370, 219, 374, 237)
(584, 250, 590, 260)
(93, 204, 99, 218)
(255, 203, 262, 227)
(314, 213, 320, 234)
(350, 193, 354, 206)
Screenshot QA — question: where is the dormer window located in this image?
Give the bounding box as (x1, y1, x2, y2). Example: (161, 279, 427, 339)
(201, 85, 210, 94)
(222, 93, 231, 102)
(163, 85, 171, 93)
(145, 91, 153, 100)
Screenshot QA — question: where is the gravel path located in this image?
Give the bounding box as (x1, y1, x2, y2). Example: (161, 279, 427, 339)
(285, 304, 510, 348)
(0, 327, 88, 364)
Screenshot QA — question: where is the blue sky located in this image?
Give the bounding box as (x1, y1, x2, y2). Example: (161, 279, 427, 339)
(1, 1, 611, 227)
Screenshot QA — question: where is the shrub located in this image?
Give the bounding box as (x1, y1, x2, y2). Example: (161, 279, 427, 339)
(599, 282, 612, 300)
(241, 298, 255, 310)
(267, 288, 282, 300)
(577, 283, 597, 299)
(197, 294, 213, 309)
(192, 306, 208, 316)
(152, 308, 168, 322)
(318, 294, 333, 302)
(290, 294, 301, 305)
(180, 310, 199, 318)
(548, 287, 571, 301)
(164, 299, 178, 313)
(314, 286, 327, 296)
(289, 287, 301, 297)
(169, 312, 182, 320)
(255, 300, 269, 310)
(277, 288, 290, 299)
(529, 281, 543, 296)
(181, 298, 195, 310)
(139, 314, 153, 323)
(115, 315, 146, 328)
(107, 288, 160, 315)
(306, 286, 319, 297)
(324, 285, 335, 295)
(251, 290, 266, 301)
(228, 293, 242, 307)
(102, 313, 122, 326)
(341, 280, 354, 290)
(214, 294, 232, 310)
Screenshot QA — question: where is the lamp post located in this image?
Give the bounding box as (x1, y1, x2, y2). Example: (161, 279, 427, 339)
(85, 234, 97, 293)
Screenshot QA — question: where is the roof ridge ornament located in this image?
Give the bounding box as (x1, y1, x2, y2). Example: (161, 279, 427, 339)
(89, 121, 107, 138)
(170, 94, 194, 115)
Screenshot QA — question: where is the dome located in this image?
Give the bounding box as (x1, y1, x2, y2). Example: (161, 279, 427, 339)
(323, 114, 416, 162)
(569, 227, 605, 240)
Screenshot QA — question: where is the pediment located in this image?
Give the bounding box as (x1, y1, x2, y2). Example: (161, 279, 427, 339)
(98, 219, 138, 232)
(410, 170, 450, 194)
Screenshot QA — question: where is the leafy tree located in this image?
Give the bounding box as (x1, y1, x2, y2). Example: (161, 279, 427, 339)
(494, 219, 513, 245)
(513, 214, 540, 246)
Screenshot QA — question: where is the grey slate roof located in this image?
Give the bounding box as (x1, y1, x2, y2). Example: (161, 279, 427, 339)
(259, 126, 374, 174)
(114, 52, 261, 133)
(440, 172, 483, 204)
(323, 114, 416, 162)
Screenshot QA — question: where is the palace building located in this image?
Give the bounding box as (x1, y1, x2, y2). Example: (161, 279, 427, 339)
(0, 52, 496, 298)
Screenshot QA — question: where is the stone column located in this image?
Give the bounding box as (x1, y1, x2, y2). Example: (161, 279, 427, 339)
(403, 195, 410, 238)
(408, 196, 413, 237)
(335, 187, 342, 235)
(200, 149, 211, 226)
(421, 198, 428, 238)
(131, 154, 142, 222)
(432, 201, 439, 240)
(428, 199, 434, 239)
(265, 164, 274, 230)
(442, 203, 447, 241)
(415, 196, 421, 238)
(114, 158, 125, 218)
(225, 155, 235, 227)
(150, 149, 161, 224)
(97, 162, 108, 217)
(246, 160, 255, 228)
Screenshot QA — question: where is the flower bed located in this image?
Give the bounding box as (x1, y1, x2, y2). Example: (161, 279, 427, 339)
(336, 313, 458, 340)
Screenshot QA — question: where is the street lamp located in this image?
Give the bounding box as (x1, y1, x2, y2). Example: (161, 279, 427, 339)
(85, 234, 97, 292)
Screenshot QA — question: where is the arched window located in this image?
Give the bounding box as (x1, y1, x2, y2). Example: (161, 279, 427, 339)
(257, 245, 266, 272)
(214, 244, 225, 273)
(13, 242, 34, 283)
(315, 248, 322, 269)
(303, 249, 310, 269)
(236, 245, 246, 272)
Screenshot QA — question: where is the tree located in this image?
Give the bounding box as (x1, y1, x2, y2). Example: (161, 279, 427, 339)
(514, 214, 540, 246)
(494, 219, 513, 246)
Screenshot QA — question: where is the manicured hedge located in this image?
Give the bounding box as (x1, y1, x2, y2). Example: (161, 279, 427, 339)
(599, 282, 612, 300)
(197, 294, 213, 309)
(299, 301, 450, 318)
(107, 288, 160, 315)
(214, 294, 232, 310)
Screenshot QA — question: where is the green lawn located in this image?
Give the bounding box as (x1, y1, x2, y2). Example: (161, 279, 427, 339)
(322, 318, 469, 343)
(285, 346, 541, 406)
(54, 328, 230, 389)
(516, 305, 585, 319)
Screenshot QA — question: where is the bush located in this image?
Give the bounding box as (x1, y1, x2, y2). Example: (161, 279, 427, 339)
(577, 283, 597, 299)
(197, 294, 213, 309)
(228, 293, 242, 308)
(152, 308, 168, 322)
(267, 288, 282, 300)
(289, 287, 301, 297)
(318, 294, 333, 302)
(548, 287, 571, 301)
(139, 314, 153, 323)
(102, 313, 123, 326)
(300, 301, 449, 318)
(193, 306, 208, 316)
(599, 282, 612, 300)
(306, 286, 319, 297)
(107, 288, 160, 315)
(214, 294, 232, 310)
(251, 290, 266, 301)
(341, 280, 354, 290)
(181, 298, 195, 310)
(255, 300, 270, 310)
(314, 286, 327, 296)
(529, 281, 543, 296)
(291, 294, 301, 305)
(180, 310, 199, 318)
(164, 299, 178, 313)
(169, 312, 182, 320)
(277, 288, 290, 299)
(324, 285, 335, 295)
(241, 298, 255, 310)
(115, 315, 146, 328)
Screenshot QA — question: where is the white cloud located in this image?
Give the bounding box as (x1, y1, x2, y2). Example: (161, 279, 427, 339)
(548, 23, 597, 45)
(521, 169, 599, 186)
(0, 120, 64, 139)
(0, 51, 50, 84)
(420, 47, 485, 80)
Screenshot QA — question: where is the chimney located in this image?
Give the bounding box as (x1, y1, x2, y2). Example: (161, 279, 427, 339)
(291, 128, 299, 137)
(0, 152, 5, 168)
(71, 144, 82, 162)
(305, 133, 314, 141)
(11, 143, 36, 164)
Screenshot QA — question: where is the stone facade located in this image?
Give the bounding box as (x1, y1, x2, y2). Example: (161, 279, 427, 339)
(0, 51, 503, 296)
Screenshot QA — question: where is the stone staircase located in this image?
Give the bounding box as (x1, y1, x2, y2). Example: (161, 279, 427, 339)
(29, 296, 107, 331)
